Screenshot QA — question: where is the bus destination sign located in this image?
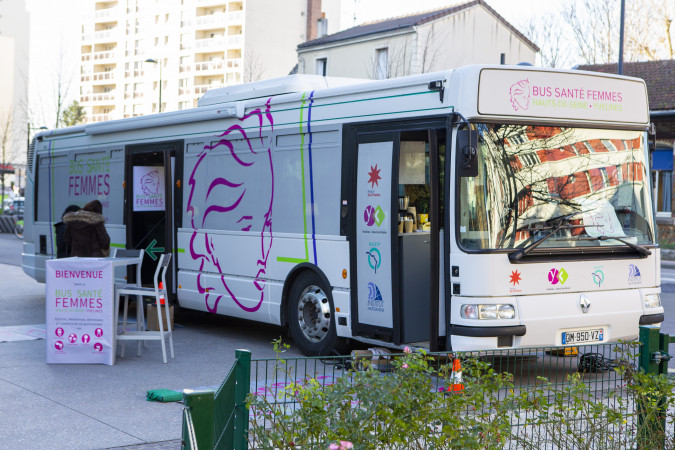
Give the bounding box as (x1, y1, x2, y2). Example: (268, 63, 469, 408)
(477, 69, 649, 124)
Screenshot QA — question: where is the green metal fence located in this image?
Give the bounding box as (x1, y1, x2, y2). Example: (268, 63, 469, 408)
(181, 326, 675, 449)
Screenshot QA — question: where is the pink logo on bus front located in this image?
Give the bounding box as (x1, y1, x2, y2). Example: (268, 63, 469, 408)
(509, 79, 530, 111)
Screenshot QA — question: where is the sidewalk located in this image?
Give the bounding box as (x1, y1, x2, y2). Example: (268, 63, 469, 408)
(0, 263, 304, 450)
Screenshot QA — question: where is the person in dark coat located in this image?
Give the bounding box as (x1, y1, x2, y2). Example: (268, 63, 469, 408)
(63, 200, 111, 257)
(54, 205, 81, 258)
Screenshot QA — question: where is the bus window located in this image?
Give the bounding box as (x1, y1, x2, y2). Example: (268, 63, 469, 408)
(458, 125, 654, 251)
(398, 131, 430, 231)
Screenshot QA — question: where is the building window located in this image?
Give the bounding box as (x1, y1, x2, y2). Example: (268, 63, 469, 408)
(317, 17, 328, 38)
(652, 148, 674, 216)
(315, 58, 327, 76)
(375, 48, 388, 80)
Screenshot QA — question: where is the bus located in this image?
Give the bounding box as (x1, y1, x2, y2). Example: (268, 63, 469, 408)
(23, 64, 663, 356)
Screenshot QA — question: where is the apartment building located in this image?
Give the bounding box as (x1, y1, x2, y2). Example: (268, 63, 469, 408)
(79, 0, 341, 123)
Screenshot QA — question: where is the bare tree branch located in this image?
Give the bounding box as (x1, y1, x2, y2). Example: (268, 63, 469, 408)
(243, 49, 267, 83)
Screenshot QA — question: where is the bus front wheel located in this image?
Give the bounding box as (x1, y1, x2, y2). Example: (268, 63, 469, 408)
(287, 271, 348, 357)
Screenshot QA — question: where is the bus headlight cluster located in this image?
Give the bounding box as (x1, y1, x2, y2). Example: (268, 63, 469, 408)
(644, 294, 661, 309)
(461, 304, 516, 320)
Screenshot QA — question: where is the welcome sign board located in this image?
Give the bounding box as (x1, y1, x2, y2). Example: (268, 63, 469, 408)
(46, 259, 114, 365)
(478, 69, 649, 125)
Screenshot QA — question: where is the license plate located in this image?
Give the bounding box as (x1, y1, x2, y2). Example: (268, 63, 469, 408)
(562, 329, 604, 345)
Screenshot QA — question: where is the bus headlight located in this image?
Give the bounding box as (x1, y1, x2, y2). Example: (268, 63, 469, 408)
(461, 304, 516, 320)
(645, 294, 661, 309)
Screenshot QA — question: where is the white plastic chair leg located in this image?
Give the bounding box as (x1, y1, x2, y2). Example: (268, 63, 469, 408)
(157, 301, 167, 364)
(164, 298, 174, 359)
(121, 295, 129, 358)
(138, 294, 147, 349)
(136, 297, 142, 357)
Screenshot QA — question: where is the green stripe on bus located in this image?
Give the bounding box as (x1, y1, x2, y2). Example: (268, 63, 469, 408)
(110, 243, 126, 248)
(277, 256, 309, 264)
(175, 248, 185, 253)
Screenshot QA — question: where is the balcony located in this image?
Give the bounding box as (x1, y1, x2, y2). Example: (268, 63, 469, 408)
(81, 53, 92, 62)
(93, 72, 115, 81)
(179, 64, 192, 73)
(195, 36, 226, 50)
(194, 83, 224, 94)
(82, 34, 93, 41)
(93, 50, 116, 61)
(134, 48, 145, 56)
(125, 70, 131, 78)
(195, 13, 227, 27)
(80, 95, 90, 103)
(90, 114, 111, 122)
(133, 92, 144, 99)
(178, 87, 191, 96)
(94, 29, 120, 41)
(228, 11, 243, 22)
(180, 41, 193, 50)
(125, 92, 131, 99)
(195, 60, 223, 71)
(134, 69, 144, 77)
(81, 74, 91, 82)
(94, 8, 118, 21)
(92, 92, 116, 102)
(227, 58, 241, 69)
(181, 20, 193, 28)
(228, 35, 242, 45)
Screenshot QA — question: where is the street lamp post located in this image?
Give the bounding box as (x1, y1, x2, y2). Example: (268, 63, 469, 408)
(618, 0, 626, 75)
(146, 58, 162, 113)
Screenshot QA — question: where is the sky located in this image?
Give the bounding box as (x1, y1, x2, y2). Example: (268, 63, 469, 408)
(22, 0, 559, 129)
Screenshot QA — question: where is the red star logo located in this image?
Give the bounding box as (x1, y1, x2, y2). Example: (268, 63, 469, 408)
(367, 165, 382, 188)
(509, 270, 522, 286)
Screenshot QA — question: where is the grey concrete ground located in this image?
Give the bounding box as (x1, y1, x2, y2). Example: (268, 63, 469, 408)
(2, 230, 675, 449)
(0, 232, 22, 266)
(0, 261, 305, 450)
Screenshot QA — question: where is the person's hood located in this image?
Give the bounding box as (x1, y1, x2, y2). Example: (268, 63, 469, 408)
(63, 210, 105, 230)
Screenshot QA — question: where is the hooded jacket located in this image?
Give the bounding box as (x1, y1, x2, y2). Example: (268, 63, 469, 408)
(63, 210, 111, 258)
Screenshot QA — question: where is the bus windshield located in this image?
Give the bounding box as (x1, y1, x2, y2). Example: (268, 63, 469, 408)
(458, 124, 655, 251)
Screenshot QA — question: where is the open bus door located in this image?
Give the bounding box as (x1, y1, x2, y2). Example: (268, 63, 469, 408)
(124, 140, 183, 300)
(345, 120, 446, 350)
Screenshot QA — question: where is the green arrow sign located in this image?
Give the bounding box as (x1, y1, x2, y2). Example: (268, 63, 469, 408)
(145, 239, 165, 261)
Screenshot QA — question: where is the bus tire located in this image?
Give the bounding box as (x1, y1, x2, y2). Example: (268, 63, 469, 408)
(287, 271, 348, 357)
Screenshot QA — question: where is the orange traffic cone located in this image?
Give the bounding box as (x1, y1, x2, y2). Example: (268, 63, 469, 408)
(447, 358, 464, 393)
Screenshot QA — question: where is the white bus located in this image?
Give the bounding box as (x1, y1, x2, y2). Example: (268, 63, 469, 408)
(23, 65, 663, 355)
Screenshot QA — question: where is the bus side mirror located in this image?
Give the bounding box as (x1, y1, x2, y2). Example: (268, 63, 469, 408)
(457, 128, 478, 177)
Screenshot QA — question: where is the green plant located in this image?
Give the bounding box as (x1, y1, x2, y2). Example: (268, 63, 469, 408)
(246, 341, 675, 450)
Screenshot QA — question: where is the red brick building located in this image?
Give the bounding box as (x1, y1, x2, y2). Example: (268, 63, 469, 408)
(577, 60, 675, 241)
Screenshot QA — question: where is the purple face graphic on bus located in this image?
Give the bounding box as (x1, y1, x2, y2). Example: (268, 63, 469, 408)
(140, 170, 161, 196)
(509, 79, 530, 111)
(187, 98, 275, 313)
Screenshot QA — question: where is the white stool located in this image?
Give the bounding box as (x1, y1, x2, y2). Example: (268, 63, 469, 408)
(115, 253, 174, 363)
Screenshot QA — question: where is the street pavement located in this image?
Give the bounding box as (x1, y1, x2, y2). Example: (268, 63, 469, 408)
(2, 231, 675, 449)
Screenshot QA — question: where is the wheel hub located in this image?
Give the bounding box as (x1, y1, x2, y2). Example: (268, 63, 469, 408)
(297, 285, 331, 343)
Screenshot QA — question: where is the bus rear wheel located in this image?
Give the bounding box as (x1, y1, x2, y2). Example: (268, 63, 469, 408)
(287, 271, 348, 356)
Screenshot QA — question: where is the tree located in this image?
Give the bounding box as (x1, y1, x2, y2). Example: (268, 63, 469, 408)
(61, 101, 86, 127)
(365, 29, 446, 80)
(0, 108, 20, 210)
(519, 14, 573, 68)
(243, 50, 266, 83)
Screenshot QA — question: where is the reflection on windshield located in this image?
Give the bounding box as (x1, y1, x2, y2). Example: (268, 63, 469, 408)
(458, 125, 654, 250)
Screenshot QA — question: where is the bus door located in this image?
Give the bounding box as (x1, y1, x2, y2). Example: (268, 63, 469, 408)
(124, 140, 183, 298)
(348, 124, 445, 349)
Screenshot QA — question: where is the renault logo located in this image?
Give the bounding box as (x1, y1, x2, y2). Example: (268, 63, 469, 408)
(580, 295, 591, 314)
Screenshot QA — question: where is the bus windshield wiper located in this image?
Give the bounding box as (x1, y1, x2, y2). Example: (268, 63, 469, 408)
(557, 235, 652, 257)
(509, 211, 587, 263)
